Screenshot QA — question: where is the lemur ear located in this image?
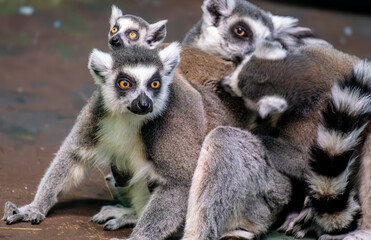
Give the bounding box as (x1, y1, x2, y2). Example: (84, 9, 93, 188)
(110, 5, 123, 28)
(159, 42, 181, 78)
(202, 0, 235, 26)
(88, 49, 113, 85)
(147, 20, 168, 49)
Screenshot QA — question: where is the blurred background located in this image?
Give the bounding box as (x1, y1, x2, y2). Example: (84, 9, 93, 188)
(0, 0, 370, 239)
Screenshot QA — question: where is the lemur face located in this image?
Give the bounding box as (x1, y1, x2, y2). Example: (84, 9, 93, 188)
(88, 43, 181, 118)
(108, 5, 167, 50)
(194, 0, 275, 62)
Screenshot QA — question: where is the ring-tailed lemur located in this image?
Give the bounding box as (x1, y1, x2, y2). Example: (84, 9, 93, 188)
(183, 0, 330, 62)
(108, 5, 167, 50)
(3, 42, 181, 228)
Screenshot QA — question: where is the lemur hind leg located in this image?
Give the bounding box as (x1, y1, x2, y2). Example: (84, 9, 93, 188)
(182, 126, 292, 240)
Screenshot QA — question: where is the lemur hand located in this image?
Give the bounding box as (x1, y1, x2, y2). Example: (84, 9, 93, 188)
(3, 201, 45, 225)
(257, 96, 288, 119)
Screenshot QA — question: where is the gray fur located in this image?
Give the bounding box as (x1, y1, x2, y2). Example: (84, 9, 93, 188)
(182, 127, 293, 239)
(109, 5, 168, 50)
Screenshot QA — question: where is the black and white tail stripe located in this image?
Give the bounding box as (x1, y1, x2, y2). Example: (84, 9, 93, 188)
(307, 60, 371, 234)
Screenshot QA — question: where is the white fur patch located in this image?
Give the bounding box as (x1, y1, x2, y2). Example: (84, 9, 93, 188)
(317, 126, 364, 156)
(220, 230, 255, 240)
(123, 65, 158, 88)
(242, 16, 271, 42)
(225, 56, 252, 97)
(332, 84, 370, 116)
(159, 42, 181, 77)
(257, 95, 288, 118)
(254, 40, 287, 60)
(78, 111, 166, 216)
(270, 14, 298, 34)
(62, 164, 86, 193)
(110, 5, 123, 28)
(194, 23, 226, 58)
(354, 60, 371, 88)
(88, 49, 113, 84)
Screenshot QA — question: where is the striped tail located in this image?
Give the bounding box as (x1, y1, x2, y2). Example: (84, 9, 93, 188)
(306, 60, 371, 234)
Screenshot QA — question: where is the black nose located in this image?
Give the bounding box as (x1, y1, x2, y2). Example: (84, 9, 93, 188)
(110, 35, 123, 49)
(129, 93, 153, 115)
(138, 100, 149, 110)
(112, 35, 120, 43)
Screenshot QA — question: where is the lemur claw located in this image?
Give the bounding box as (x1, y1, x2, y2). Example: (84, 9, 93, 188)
(3, 201, 45, 224)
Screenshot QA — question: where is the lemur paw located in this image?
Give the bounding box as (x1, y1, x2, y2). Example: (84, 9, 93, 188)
(257, 96, 288, 119)
(3, 201, 45, 225)
(91, 204, 137, 230)
(103, 215, 137, 231)
(278, 207, 314, 238)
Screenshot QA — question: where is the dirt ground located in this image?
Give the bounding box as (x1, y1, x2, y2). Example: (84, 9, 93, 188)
(0, 1, 370, 239)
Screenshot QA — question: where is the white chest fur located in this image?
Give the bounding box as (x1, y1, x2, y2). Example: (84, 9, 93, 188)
(96, 114, 155, 185)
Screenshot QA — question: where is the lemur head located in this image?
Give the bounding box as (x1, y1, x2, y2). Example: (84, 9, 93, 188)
(186, 0, 321, 62)
(108, 5, 168, 50)
(220, 39, 287, 98)
(88, 42, 181, 118)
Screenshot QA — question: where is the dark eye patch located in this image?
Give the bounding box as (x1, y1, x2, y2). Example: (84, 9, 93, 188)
(125, 29, 139, 41)
(230, 21, 253, 40)
(115, 73, 136, 97)
(147, 72, 162, 96)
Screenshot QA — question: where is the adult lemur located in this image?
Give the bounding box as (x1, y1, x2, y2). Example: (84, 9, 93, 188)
(182, 0, 371, 239)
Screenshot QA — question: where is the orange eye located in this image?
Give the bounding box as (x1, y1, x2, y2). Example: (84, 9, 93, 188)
(119, 80, 130, 89)
(234, 27, 246, 37)
(129, 31, 138, 39)
(111, 27, 118, 34)
(151, 80, 160, 89)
